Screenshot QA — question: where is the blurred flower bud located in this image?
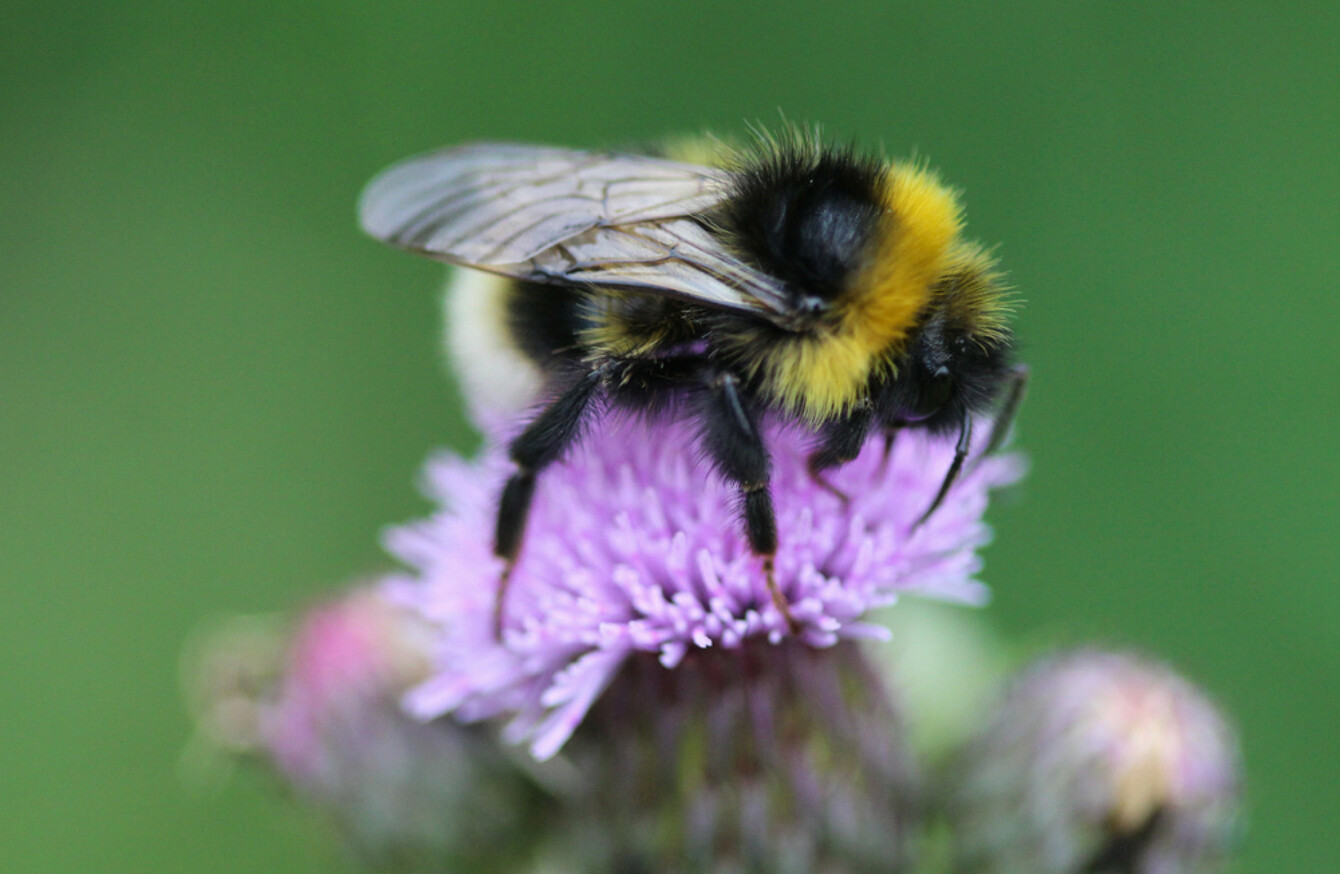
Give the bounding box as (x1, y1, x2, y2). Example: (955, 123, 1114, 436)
(947, 648, 1243, 874)
(548, 641, 921, 874)
(181, 586, 549, 872)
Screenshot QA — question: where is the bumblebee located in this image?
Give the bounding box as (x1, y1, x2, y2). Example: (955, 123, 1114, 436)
(359, 131, 1026, 632)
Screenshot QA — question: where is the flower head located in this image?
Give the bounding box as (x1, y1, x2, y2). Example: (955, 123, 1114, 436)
(553, 641, 922, 873)
(386, 414, 1022, 760)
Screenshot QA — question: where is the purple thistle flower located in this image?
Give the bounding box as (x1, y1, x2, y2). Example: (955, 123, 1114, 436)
(384, 414, 1023, 761)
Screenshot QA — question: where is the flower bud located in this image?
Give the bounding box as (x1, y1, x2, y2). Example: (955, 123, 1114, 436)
(182, 587, 548, 872)
(948, 648, 1243, 874)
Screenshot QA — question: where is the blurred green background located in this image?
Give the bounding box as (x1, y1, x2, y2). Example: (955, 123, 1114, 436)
(4, 2, 1336, 871)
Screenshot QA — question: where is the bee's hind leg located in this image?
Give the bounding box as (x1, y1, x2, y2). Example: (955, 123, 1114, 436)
(494, 355, 701, 638)
(493, 367, 604, 638)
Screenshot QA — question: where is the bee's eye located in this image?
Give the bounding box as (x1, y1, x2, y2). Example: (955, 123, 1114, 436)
(908, 367, 954, 421)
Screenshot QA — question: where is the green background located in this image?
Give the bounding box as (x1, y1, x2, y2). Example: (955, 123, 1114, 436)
(4, 2, 1336, 871)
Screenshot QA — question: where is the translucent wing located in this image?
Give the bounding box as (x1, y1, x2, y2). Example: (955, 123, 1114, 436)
(358, 142, 793, 319)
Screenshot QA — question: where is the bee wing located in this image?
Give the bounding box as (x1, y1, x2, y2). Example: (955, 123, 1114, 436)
(359, 143, 793, 319)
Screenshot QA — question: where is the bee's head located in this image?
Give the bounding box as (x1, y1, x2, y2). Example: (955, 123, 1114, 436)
(877, 253, 1014, 435)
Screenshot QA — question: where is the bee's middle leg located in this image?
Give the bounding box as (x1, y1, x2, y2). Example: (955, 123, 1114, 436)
(697, 370, 798, 632)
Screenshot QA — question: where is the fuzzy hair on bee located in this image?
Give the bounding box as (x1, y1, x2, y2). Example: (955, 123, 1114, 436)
(360, 129, 1026, 634)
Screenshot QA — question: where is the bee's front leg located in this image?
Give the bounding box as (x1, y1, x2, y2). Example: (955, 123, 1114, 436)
(982, 363, 1030, 457)
(915, 414, 973, 528)
(806, 404, 875, 505)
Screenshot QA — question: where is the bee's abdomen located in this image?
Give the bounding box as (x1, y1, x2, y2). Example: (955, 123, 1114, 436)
(445, 270, 549, 419)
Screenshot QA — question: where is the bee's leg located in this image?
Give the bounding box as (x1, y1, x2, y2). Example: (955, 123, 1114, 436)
(601, 355, 704, 413)
(915, 365, 1027, 531)
(698, 371, 797, 632)
(879, 425, 901, 470)
(494, 367, 604, 637)
(915, 415, 973, 528)
(982, 364, 1030, 457)
(806, 406, 874, 505)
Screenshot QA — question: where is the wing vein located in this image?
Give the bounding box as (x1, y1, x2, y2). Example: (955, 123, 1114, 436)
(360, 142, 795, 325)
